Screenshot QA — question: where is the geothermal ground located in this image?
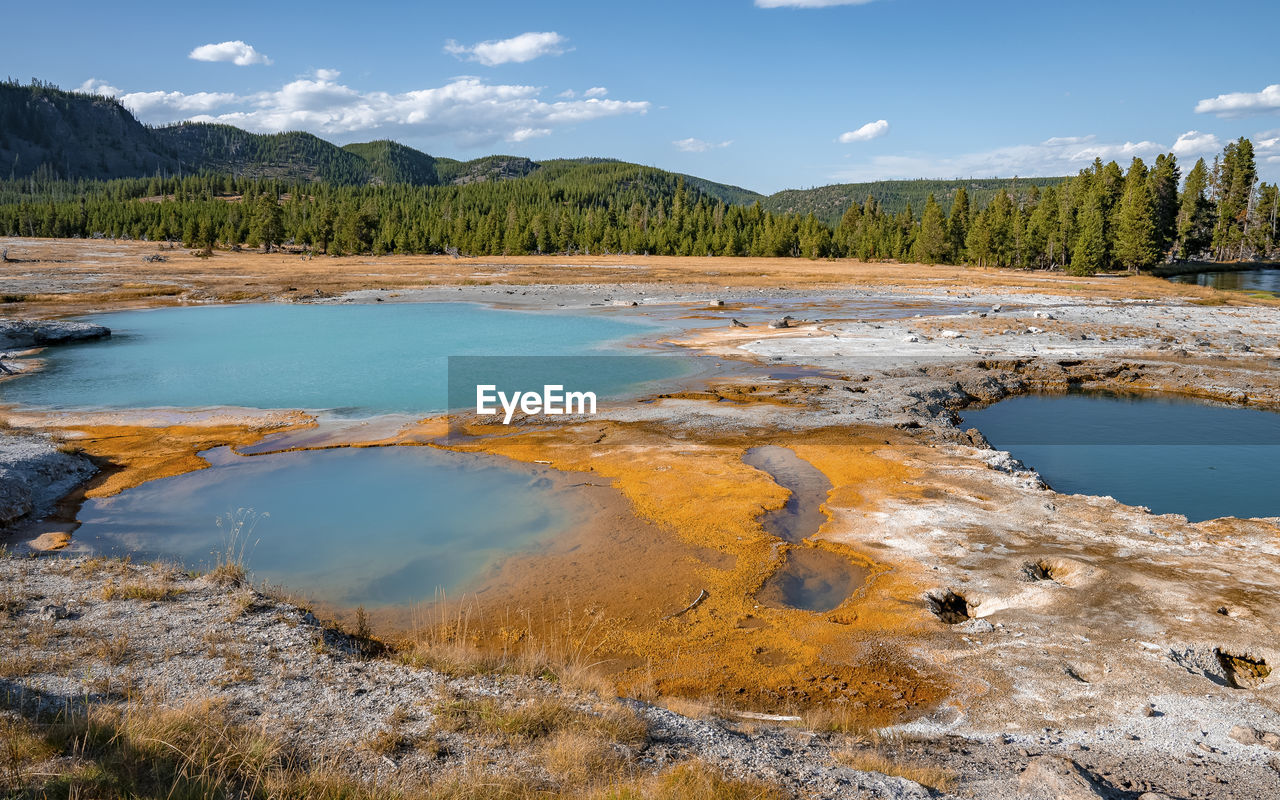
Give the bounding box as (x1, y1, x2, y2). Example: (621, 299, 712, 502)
(2, 237, 1279, 799)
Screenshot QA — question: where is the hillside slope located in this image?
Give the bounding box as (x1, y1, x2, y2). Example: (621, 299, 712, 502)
(3, 80, 1066, 222)
(0, 82, 179, 180)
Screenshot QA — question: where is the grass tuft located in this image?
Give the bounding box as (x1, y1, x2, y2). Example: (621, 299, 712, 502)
(833, 747, 957, 793)
(210, 508, 268, 586)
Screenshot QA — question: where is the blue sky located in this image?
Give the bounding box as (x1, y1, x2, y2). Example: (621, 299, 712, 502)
(8, 0, 1280, 193)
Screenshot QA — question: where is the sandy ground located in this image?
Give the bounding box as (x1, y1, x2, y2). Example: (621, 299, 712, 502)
(4, 238, 1280, 797)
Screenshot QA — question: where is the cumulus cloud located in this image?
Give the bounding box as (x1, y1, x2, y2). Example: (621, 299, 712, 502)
(1256, 129, 1280, 164)
(1195, 84, 1280, 118)
(79, 78, 236, 116)
(510, 127, 551, 142)
(838, 119, 889, 143)
(77, 78, 121, 97)
(444, 31, 568, 67)
(831, 132, 1222, 182)
(583, 87, 608, 98)
(121, 90, 240, 117)
(756, 0, 879, 7)
(673, 137, 733, 152)
(1171, 130, 1221, 157)
(93, 71, 648, 146)
(188, 40, 272, 66)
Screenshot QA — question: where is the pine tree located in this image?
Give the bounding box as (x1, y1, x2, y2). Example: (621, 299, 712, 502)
(248, 193, 284, 252)
(913, 194, 948, 264)
(1147, 153, 1179, 258)
(947, 187, 970, 260)
(1176, 158, 1214, 259)
(1115, 157, 1158, 271)
(1070, 191, 1106, 275)
(1212, 137, 1257, 260)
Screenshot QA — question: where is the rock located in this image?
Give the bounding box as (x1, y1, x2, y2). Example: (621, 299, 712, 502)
(768, 318, 792, 329)
(730, 319, 748, 328)
(1138, 793, 1173, 800)
(1229, 724, 1280, 751)
(710, 299, 725, 307)
(956, 618, 994, 634)
(29, 531, 72, 551)
(39, 604, 70, 621)
(903, 334, 920, 343)
(1, 431, 97, 527)
(991, 304, 1003, 313)
(940, 330, 963, 339)
(0, 319, 111, 349)
(1017, 756, 1106, 799)
(1026, 326, 1044, 334)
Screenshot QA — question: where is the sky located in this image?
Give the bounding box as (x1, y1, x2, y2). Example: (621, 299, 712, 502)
(7, 0, 1280, 194)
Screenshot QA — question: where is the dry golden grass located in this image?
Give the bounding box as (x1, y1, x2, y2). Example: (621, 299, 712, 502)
(88, 633, 130, 667)
(656, 696, 724, 721)
(74, 556, 134, 578)
(0, 692, 795, 800)
(6, 237, 1268, 319)
(0, 717, 58, 790)
(633, 761, 790, 800)
(801, 705, 879, 737)
(833, 747, 957, 793)
(402, 597, 615, 697)
(543, 730, 627, 786)
(100, 580, 182, 602)
(429, 691, 646, 748)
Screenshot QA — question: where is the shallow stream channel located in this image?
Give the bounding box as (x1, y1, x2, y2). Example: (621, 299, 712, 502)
(742, 446, 868, 612)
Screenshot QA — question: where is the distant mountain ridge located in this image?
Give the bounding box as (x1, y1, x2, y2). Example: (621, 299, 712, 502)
(1, 80, 1063, 218)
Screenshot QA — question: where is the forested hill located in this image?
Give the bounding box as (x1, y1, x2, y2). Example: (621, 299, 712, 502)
(4, 79, 1036, 219)
(0, 81, 758, 205)
(764, 178, 1069, 227)
(4, 80, 1276, 275)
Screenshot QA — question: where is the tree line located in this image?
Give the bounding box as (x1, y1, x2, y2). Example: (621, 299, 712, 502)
(0, 138, 1274, 275)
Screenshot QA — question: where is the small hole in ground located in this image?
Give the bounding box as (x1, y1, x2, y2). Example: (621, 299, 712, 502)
(927, 590, 971, 624)
(1023, 561, 1052, 581)
(1215, 649, 1271, 689)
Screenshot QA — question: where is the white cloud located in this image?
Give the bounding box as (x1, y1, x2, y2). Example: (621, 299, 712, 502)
(1171, 130, 1221, 157)
(583, 87, 608, 98)
(79, 78, 235, 115)
(1256, 129, 1280, 164)
(831, 132, 1222, 182)
(838, 119, 889, 143)
(673, 137, 733, 153)
(77, 78, 121, 97)
(97, 72, 648, 146)
(121, 90, 240, 118)
(756, 0, 879, 6)
(444, 31, 568, 67)
(188, 40, 272, 66)
(1195, 84, 1280, 118)
(509, 127, 551, 142)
